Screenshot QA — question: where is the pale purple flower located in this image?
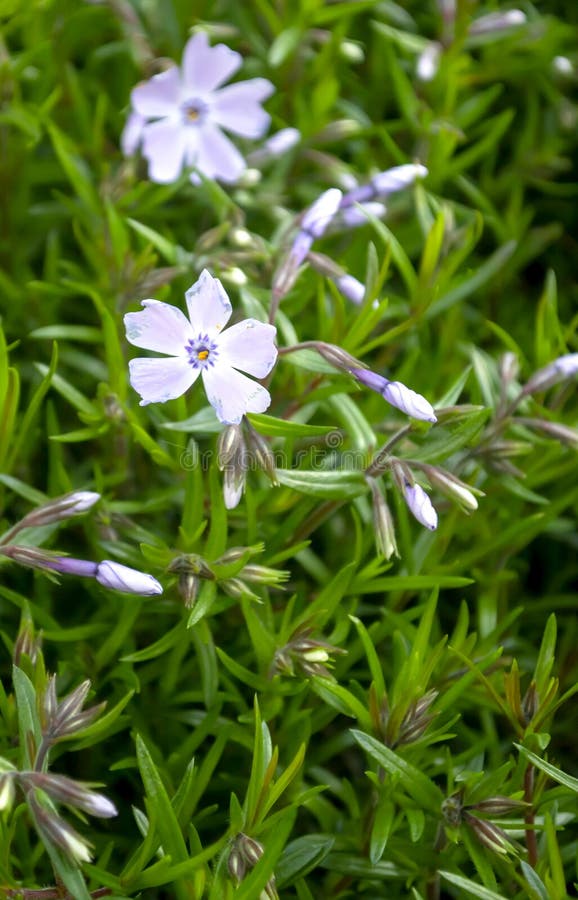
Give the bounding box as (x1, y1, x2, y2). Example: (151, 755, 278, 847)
(123, 32, 274, 184)
(125, 269, 277, 424)
(403, 482, 438, 531)
(351, 368, 437, 423)
(121, 111, 146, 156)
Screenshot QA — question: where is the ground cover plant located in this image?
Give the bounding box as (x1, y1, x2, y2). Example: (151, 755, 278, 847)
(1, 0, 578, 897)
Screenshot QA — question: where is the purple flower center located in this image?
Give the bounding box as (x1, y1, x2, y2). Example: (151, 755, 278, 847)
(187, 334, 219, 370)
(181, 98, 208, 125)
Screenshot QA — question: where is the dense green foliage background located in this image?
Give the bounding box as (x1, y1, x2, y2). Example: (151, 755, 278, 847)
(1, 1, 577, 897)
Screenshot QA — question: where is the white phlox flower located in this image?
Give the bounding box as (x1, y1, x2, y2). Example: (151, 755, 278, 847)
(125, 270, 278, 425)
(123, 32, 274, 184)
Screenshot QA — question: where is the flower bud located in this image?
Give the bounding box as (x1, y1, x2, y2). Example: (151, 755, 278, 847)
(316, 342, 363, 371)
(300, 188, 343, 241)
(468, 10, 526, 37)
(403, 482, 438, 531)
(463, 811, 513, 855)
(248, 127, 300, 165)
(29, 792, 93, 863)
(334, 274, 366, 305)
(523, 353, 578, 394)
(223, 462, 247, 510)
(26, 773, 117, 818)
(416, 42, 441, 81)
(217, 424, 245, 469)
(381, 381, 437, 422)
(469, 796, 528, 816)
(372, 164, 428, 197)
(13, 491, 100, 532)
(247, 427, 278, 484)
(336, 202, 386, 229)
(421, 466, 480, 511)
(368, 478, 398, 560)
(96, 561, 163, 595)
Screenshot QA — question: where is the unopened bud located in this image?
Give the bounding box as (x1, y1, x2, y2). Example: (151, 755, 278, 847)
(421, 466, 480, 511)
(334, 274, 366, 305)
(368, 478, 398, 560)
(247, 427, 278, 484)
(393, 465, 438, 531)
(300, 188, 343, 241)
(242, 564, 289, 586)
(469, 796, 528, 816)
(14, 491, 100, 532)
(523, 353, 578, 394)
(217, 424, 245, 469)
(468, 10, 526, 37)
(463, 812, 513, 855)
(96, 561, 162, 596)
(316, 342, 363, 371)
(336, 202, 386, 230)
(26, 773, 117, 818)
(223, 463, 247, 510)
(416, 42, 441, 82)
(518, 418, 578, 448)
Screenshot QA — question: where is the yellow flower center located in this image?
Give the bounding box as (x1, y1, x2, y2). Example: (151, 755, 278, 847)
(197, 349, 209, 360)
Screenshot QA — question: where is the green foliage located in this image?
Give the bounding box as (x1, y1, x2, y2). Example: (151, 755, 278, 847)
(1, 0, 578, 897)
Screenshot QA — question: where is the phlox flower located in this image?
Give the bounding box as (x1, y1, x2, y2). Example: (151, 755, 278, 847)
(122, 32, 274, 184)
(125, 270, 277, 425)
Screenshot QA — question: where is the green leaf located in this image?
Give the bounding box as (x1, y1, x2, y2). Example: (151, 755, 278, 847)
(12, 665, 41, 768)
(276, 834, 335, 888)
(247, 413, 337, 438)
(276, 468, 366, 499)
(514, 744, 578, 793)
(440, 871, 509, 900)
(350, 729, 444, 813)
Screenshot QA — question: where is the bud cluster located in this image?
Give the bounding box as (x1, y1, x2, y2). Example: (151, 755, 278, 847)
(227, 833, 278, 898)
(169, 545, 289, 608)
(271, 626, 345, 679)
(441, 788, 526, 856)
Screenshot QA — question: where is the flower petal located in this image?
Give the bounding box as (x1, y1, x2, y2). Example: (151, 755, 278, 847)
(219, 319, 277, 378)
(131, 66, 182, 117)
(121, 111, 146, 156)
(202, 364, 271, 424)
(211, 78, 274, 138)
(141, 119, 187, 183)
(192, 122, 246, 183)
(182, 32, 242, 94)
(185, 270, 232, 334)
(128, 356, 199, 405)
(125, 299, 194, 354)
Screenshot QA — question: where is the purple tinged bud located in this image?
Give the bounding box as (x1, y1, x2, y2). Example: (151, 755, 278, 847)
(263, 127, 300, 157)
(315, 343, 362, 371)
(523, 352, 578, 394)
(468, 10, 526, 36)
(382, 381, 437, 422)
(371, 164, 428, 198)
(44, 557, 99, 577)
(403, 482, 438, 531)
(351, 367, 389, 393)
(340, 184, 375, 206)
(351, 369, 436, 421)
(300, 188, 343, 239)
(26, 773, 117, 818)
(334, 274, 366, 305)
(95, 561, 163, 595)
(337, 202, 387, 229)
